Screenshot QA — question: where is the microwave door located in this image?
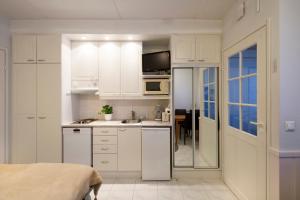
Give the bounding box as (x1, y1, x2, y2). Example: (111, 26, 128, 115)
(146, 82, 161, 92)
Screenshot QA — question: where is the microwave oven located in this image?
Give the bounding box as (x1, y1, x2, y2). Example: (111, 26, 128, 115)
(143, 79, 169, 95)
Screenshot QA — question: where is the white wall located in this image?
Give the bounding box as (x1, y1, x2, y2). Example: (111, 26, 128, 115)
(222, 0, 279, 199)
(279, 1, 300, 199)
(0, 17, 10, 163)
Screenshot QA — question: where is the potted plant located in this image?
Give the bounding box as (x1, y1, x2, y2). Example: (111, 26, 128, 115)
(100, 105, 113, 121)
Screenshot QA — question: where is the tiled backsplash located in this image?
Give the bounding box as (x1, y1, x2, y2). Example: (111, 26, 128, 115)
(78, 95, 169, 120)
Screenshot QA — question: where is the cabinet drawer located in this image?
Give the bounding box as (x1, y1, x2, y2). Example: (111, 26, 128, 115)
(93, 154, 117, 171)
(93, 145, 117, 154)
(93, 136, 117, 145)
(93, 127, 117, 135)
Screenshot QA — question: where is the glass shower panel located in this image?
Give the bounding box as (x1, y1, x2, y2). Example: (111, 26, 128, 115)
(173, 68, 193, 167)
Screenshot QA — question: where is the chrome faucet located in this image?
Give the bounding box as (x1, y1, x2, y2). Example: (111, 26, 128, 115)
(131, 110, 136, 120)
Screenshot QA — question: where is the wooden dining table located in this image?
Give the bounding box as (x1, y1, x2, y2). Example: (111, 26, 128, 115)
(175, 114, 186, 146)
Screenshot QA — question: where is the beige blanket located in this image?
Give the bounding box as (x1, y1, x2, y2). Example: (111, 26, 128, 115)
(0, 163, 102, 200)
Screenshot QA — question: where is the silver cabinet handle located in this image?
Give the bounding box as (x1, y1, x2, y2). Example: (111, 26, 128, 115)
(188, 59, 195, 62)
(27, 59, 35, 62)
(37, 59, 46, 62)
(101, 147, 109, 151)
(119, 129, 127, 132)
(38, 116, 47, 119)
(27, 116, 35, 119)
(250, 121, 264, 127)
(101, 139, 109, 142)
(101, 161, 109, 164)
(198, 59, 206, 62)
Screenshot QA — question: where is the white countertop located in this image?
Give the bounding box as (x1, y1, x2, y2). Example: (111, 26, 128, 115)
(62, 120, 172, 128)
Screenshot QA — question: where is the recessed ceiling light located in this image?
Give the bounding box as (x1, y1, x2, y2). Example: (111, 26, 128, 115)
(105, 36, 110, 40)
(81, 36, 87, 40)
(128, 36, 133, 40)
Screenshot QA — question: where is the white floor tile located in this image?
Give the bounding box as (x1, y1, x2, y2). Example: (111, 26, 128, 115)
(135, 180, 158, 191)
(182, 190, 210, 200)
(158, 189, 183, 200)
(109, 190, 134, 200)
(207, 190, 238, 200)
(133, 190, 158, 200)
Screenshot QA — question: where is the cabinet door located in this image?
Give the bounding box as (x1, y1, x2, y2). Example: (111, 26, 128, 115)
(196, 34, 221, 63)
(12, 64, 36, 115)
(37, 116, 61, 162)
(12, 35, 36, 63)
(11, 115, 36, 163)
(37, 64, 61, 116)
(36, 64, 61, 162)
(118, 128, 141, 171)
(37, 35, 61, 63)
(99, 42, 121, 96)
(71, 42, 99, 87)
(171, 35, 196, 63)
(121, 42, 142, 96)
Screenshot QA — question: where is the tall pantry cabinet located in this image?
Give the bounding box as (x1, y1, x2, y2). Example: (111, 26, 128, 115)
(11, 34, 61, 163)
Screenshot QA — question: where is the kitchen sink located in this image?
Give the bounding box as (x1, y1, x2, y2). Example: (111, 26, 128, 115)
(121, 119, 142, 124)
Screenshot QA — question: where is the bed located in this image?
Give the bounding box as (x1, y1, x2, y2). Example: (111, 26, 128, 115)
(0, 163, 102, 200)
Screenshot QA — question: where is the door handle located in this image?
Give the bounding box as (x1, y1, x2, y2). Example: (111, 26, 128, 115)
(250, 121, 264, 127)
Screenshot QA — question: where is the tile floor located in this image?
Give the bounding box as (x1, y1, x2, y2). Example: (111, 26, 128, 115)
(89, 178, 239, 200)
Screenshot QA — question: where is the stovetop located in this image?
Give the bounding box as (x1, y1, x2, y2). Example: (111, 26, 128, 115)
(72, 118, 97, 124)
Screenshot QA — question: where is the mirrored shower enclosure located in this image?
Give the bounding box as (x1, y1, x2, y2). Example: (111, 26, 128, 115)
(173, 67, 219, 168)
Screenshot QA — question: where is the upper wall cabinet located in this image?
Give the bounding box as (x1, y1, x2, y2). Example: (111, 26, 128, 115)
(171, 34, 221, 64)
(13, 34, 61, 64)
(71, 42, 99, 90)
(37, 35, 61, 63)
(99, 42, 142, 97)
(13, 35, 37, 63)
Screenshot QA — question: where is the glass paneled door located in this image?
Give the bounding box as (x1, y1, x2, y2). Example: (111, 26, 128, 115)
(223, 27, 267, 200)
(173, 67, 219, 168)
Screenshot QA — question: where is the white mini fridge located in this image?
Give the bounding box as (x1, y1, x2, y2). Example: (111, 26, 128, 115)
(142, 128, 171, 180)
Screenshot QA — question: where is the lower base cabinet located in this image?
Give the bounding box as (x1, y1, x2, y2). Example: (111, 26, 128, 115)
(92, 127, 141, 172)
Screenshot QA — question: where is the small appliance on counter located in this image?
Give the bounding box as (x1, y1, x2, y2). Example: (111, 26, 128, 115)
(154, 105, 162, 121)
(162, 107, 171, 122)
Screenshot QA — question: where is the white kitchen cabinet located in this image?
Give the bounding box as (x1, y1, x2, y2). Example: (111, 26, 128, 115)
(71, 42, 98, 90)
(11, 115, 36, 164)
(11, 35, 61, 164)
(36, 64, 61, 162)
(99, 42, 121, 96)
(171, 35, 196, 63)
(37, 35, 61, 63)
(196, 34, 221, 63)
(13, 35, 36, 63)
(118, 127, 141, 171)
(36, 116, 61, 162)
(171, 34, 221, 64)
(121, 42, 142, 96)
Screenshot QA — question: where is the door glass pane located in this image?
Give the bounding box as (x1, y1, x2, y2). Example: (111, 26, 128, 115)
(242, 106, 257, 136)
(204, 86, 209, 101)
(210, 102, 215, 120)
(229, 53, 240, 78)
(229, 105, 240, 129)
(242, 45, 257, 75)
(242, 76, 257, 104)
(229, 79, 239, 103)
(209, 84, 215, 101)
(204, 102, 209, 117)
(209, 68, 215, 83)
(204, 69, 209, 84)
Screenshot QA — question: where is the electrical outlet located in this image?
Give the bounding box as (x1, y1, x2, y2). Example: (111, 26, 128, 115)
(285, 121, 296, 132)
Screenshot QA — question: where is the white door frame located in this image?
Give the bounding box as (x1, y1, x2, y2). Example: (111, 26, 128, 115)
(0, 47, 8, 163)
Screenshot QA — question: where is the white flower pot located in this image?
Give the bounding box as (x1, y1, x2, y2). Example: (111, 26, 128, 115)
(104, 114, 112, 121)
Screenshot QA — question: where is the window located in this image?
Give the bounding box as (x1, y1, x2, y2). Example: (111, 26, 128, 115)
(204, 68, 216, 120)
(228, 45, 257, 136)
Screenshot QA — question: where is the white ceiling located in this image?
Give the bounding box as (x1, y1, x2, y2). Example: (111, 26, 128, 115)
(0, 0, 236, 20)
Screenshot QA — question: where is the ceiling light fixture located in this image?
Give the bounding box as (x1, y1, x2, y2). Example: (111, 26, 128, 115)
(105, 36, 110, 40)
(128, 36, 133, 40)
(81, 36, 87, 40)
